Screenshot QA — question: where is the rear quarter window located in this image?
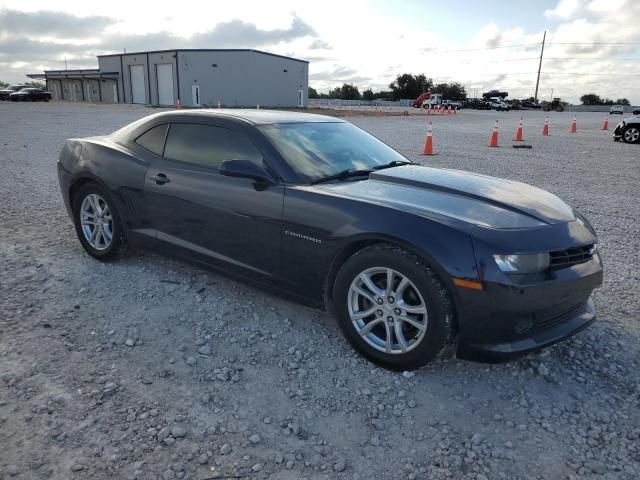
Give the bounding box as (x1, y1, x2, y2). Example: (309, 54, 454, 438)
(135, 124, 168, 156)
(163, 123, 262, 169)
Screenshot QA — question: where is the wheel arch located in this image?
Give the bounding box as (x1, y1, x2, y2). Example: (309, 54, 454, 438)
(323, 235, 460, 336)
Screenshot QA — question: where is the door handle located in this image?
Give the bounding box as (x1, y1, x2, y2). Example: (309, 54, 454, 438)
(151, 173, 170, 185)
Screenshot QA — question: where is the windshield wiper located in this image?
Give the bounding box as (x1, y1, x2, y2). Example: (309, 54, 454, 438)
(373, 160, 413, 170)
(310, 168, 374, 185)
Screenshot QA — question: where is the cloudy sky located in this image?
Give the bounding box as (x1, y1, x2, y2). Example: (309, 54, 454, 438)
(1, 0, 639, 103)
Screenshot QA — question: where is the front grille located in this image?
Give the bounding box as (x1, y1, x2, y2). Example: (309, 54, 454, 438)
(549, 243, 595, 268)
(530, 303, 585, 333)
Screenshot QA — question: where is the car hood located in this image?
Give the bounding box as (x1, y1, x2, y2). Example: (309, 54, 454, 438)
(314, 165, 576, 229)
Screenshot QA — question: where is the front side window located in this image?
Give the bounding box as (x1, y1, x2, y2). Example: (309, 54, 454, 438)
(163, 123, 262, 169)
(135, 124, 168, 156)
(258, 122, 407, 183)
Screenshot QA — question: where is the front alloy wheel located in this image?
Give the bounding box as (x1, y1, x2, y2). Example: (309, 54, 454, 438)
(348, 267, 428, 354)
(622, 126, 640, 144)
(333, 244, 453, 370)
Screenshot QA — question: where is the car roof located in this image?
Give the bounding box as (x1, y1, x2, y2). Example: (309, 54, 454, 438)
(149, 109, 344, 125)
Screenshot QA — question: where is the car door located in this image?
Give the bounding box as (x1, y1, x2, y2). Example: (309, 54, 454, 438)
(142, 121, 284, 280)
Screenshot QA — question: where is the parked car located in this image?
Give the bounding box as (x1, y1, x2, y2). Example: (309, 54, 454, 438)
(521, 101, 542, 110)
(610, 105, 624, 115)
(633, 108, 640, 116)
(9, 88, 51, 102)
(613, 117, 640, 144)
(57, 110, 603, 370)
(542, 98, 565, 112)
(489, 100, 510, 111)
(462, 98, 491, 110)
(0, 84, 28, 100)
(442, 100, 462, 110)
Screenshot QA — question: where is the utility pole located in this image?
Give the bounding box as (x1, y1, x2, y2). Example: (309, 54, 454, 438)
(534, 30, 546, 103)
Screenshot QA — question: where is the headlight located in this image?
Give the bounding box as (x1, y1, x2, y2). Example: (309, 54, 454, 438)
(493, 253, 550, 273)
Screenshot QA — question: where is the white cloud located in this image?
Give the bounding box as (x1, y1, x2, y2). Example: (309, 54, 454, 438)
(545, 0, 585, 19)
(0, 0, 638, 103)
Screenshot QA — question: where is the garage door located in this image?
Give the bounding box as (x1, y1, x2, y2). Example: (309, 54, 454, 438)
(156, 64, 174, 106)
(130, 65, 146, 104)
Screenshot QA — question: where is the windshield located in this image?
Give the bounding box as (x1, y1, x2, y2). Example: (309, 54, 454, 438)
(259, 122, 408, 183)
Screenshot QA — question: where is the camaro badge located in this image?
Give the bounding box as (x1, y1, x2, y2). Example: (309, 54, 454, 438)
(284, 230, 322, 244)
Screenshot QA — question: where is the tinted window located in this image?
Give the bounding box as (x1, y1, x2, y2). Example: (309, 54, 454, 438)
(164, 123, 262, 169)
(259, 122, 407, 182)
(135, 124, 168, 156)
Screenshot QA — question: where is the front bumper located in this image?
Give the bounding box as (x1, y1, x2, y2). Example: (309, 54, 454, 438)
(456, 296, 596, 362)
(454, 231, 603, 363)
(613, 124, 623, 140)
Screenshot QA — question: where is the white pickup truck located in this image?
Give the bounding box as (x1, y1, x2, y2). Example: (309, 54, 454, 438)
(422, 94, 461, 110)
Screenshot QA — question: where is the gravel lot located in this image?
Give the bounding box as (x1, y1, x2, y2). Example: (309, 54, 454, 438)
(1, 102, 639, 480)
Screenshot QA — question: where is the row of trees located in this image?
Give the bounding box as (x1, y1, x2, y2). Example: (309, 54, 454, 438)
(309, 73, 467, 101)
(580, 93, 630, 106)
(0, 80, 45, 89)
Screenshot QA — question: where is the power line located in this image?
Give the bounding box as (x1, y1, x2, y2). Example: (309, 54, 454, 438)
(425, 43, 539, 53)
(426, 40, 640, 54)
(541, 71, 640, 77)
(546, 41, 640, 45)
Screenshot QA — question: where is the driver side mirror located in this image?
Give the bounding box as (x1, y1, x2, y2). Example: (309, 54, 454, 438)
(219, 160, 275, 185)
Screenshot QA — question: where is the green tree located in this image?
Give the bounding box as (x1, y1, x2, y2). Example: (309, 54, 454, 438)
(308, 87, 319, 99)
(389, 73, 433, 100)
(25, 80, 45, 88)
(0, 80, 8, 88)
(362, 88, 374, 101)
(373, 90, 393, 100)
(615, 98, 630, 106)
(432, 82, 467, 101)
(329, 83, 361, 100)
(580, 93, 603, 105)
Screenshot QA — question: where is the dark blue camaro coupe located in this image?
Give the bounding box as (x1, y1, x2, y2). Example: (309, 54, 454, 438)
(58, 110, 603, 370)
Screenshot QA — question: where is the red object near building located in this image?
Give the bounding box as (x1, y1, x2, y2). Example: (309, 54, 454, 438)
(412, 92, 432, 108)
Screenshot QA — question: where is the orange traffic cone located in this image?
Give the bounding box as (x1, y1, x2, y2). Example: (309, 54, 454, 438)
(542, 117, 549, 136)
(601, 116, 609, 130)
(347, 108, 353, 117)
(453, 106, 457, 115)
(427, 106, 432, 116)
(513, 118, 524, 141)
(175, 99, 182, 109)
(421, 121, 436, 155)
(570, 116, 577, 133)
(377, 107, 384, 118)
(488, 120, 499, 147)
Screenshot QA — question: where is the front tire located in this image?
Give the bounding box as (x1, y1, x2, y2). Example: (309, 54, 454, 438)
(622, 125, 640, 144)
(333, 244, 454, 370)
(72, 183, 126, 261)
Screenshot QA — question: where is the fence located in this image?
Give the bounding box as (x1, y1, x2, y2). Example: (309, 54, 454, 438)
(565, 105, 639, 113)
(308, 98, 412, 108)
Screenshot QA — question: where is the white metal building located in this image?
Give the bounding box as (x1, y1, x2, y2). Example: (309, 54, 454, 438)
(28, 49, 309, 108)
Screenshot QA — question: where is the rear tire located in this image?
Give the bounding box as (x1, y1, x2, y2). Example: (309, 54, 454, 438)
(72, 183, 126, 261)
(332, 244, 454, 370)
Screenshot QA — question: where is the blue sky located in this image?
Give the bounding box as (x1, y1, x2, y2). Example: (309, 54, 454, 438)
(1, 0, 639, 103)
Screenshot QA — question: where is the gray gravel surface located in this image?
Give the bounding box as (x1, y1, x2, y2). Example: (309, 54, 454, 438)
(1, 102, 639, 480)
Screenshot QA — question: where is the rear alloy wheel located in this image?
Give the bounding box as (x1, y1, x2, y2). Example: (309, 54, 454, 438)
(73, 183, 125, 260)
(622, 125, 640, 144)
(333, 244, 453, 370)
